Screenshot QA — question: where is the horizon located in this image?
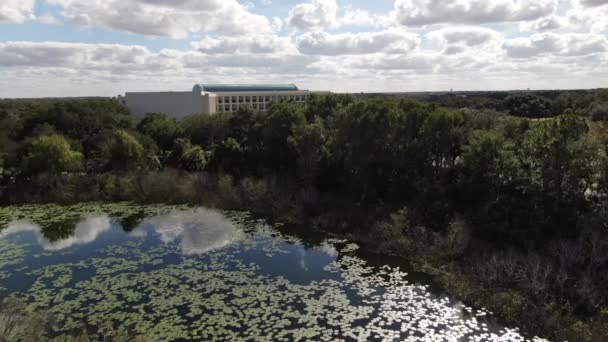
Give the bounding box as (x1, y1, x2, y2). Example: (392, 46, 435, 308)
(1, 0, 608, 97)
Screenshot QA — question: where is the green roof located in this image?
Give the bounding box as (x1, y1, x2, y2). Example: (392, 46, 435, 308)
(196, 84, 299, 93)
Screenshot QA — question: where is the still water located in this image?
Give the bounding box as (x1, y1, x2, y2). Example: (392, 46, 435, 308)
(0, 203, 547, 341)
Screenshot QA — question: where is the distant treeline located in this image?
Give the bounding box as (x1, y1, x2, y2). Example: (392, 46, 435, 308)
(2, 91, 608, 340)
(356, 89, 608, 119)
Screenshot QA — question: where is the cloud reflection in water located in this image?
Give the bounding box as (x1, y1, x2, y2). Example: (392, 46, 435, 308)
(0, 215, 111, 251)
(145, 208, 244, 255)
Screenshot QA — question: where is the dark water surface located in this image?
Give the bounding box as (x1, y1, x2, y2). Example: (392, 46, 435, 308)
(0, 203, 548, 341)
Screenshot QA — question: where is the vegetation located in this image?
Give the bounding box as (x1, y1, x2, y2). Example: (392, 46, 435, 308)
(21, 134, 83, 176)
(1, 89, 608, 340)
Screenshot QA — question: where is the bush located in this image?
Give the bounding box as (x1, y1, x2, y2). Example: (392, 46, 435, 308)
(22, 134, 82, 176)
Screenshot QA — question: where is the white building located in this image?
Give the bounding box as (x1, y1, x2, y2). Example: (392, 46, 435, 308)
(121, 84, 328, 119)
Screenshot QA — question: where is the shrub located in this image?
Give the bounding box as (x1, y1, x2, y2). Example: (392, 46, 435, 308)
(22, 134, 82, 176)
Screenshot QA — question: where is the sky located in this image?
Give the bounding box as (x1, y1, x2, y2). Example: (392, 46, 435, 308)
(0, 0, 607, 97)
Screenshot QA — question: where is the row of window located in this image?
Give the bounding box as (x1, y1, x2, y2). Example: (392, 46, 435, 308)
(217, 94, 308, 104)
(217, 103, 274, 113)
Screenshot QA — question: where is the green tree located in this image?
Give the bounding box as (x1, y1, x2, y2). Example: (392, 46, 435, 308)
(460, 130, 519, 205)
(181, 113, 231, 148)
(288, 117, 328, 185)
(520, 114, 598, 235)
(137, 112, 184, 150)
(168, 138, 207, 172)
(22, 134, 83, 175)
(254, 102, 306, 173)
(108, 130, 145, 170)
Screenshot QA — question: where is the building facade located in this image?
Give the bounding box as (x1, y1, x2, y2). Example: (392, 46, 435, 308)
(122, 84, 327, 118)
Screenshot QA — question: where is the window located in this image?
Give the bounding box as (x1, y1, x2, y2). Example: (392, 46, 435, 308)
(218, 97, 223, 104)
(232, 104, 237, 111)
(239, 96, 244, 103)
(252, 96, 257, 102)
(245, 96, 250, 103)
(224, 105, 230, 112)
(253, 104, 258, 110)
(265, 96, 270, 102)
(232, 96, 237, 103)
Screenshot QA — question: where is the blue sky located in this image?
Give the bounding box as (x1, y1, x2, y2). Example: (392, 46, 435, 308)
(0, 0, 607, 97)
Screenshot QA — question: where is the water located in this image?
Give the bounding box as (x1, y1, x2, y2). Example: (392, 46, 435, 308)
(0, 203, 547, 341)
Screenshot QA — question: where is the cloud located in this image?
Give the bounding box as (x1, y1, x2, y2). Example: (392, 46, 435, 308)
(0, 40, 320, 81)
(426, 26, 502, 54)
(191, 35, 296, 54)
(46, 0, 274, 38)
(566, 4, 608, 33)
(296, 29, 420, 55)
(337, 7, 389, 28)
(0, 41, 160, 70)
(287, 0, 338, 30)
(520, 16, 565, 31)
(578, 0, 608, 7)
(503, 32, 608, 58)
(392, 0, 557, 26)
(145, 208, 244, 255)
(0, 216, 111, 251)
(0, 0, 35, 23)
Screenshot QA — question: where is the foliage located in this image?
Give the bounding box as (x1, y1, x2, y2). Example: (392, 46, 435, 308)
(136, 112, 184, 151)
(168, 138, 206, 172)
(107, 130, 145, 170)
(22, 134, 83, 175)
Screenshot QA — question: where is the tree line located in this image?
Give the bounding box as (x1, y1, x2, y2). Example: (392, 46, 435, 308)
(2, 94, 608, 242)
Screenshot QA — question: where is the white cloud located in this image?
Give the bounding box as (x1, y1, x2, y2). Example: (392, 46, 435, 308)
(520, 16, 565, 31)
(0, 0, 35, 23)
(426, 26, 503, 54)
(337, 7, 389, 28)
(578, 0, 608, 7)
(392, 0, 557, 26)
(46, 0, 274, 38)
(0, 41, 166, 71)
(145, 208, 243, 255)
(296, 29, 420, 55)
(191, 35, 296, 54)
(0, 216, 111, 251)
(287, 0, 338, 30)
(566, 4, 608, 33)
(503, 32, 608, 58)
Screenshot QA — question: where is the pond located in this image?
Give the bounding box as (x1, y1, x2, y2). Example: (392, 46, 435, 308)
(0, 203, 548, 341)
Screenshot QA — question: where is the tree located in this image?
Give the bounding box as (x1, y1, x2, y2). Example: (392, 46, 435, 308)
(18, 99, 134, 157)
(504, 93, 553, 118)
(181, 113, 231, 148)
(137, 112, 184, 150)
(107, 130, 145, 170)
(520, 114, 598, 236)
(22, 134, 82, 175)
(288, 117, 328, 185)
(460, 130, 519, 204)
(254, 102, 306, 173)
(168, 138, 207, 172)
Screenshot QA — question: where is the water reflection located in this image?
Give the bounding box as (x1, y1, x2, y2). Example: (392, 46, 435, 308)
(0, 215, 111, 251)
(145, 208, 244, 255)
(0, 204, 548, 341)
